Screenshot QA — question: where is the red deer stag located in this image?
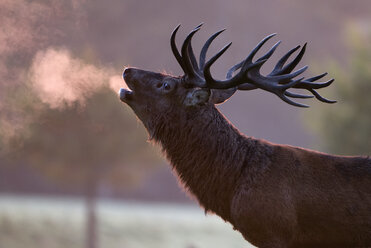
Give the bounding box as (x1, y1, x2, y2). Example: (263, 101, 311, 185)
(119, 24, 371, 248)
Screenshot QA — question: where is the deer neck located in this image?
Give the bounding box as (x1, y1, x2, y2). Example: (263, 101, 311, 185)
(150, 104, 267, 220)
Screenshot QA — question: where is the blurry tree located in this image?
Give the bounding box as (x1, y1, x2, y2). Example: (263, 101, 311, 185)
(10, 86, 160, 248)
(308, 25, 371, 155)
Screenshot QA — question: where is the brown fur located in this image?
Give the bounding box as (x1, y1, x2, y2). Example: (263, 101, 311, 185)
(120, 68, 371, 248)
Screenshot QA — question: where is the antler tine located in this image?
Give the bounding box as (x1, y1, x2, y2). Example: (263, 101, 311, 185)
(199, 29, 226, 70)
(269, 45, 301, 76)
(226, 61, 243, 79)
(170, 24, 185, 71)
(242, 33, 276, 68)
(181, 25, 204, 80)
(194, 23, 204, 29)
(298, 78, 334, 89)
(269, 44, 307, 77)
(280, 43, 307, 75)
(256, 40, 282, 62)
(188, 42, 200, 75)
(278, 92, 310, 108)
(284, 91, 314, 99)
(265, 65, 308, 82)
(187, 23, 204, 75)
(308, 89, 337, 103)
(304, 72, 328, 82)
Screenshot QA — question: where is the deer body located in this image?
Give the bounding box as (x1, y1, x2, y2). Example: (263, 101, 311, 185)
(147, 98, 371, 247)
(120, 24, 371, 247)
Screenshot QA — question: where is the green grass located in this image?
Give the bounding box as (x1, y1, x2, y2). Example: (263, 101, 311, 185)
(0, 195, 254, 248)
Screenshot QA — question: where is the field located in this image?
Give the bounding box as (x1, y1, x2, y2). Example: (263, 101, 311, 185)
(0, 195, 254, 248)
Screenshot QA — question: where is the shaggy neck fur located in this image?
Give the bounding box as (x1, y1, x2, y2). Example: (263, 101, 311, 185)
(148, 104, 274, 221)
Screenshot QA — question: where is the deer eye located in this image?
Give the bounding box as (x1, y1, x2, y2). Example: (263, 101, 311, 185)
(163, 82, 171, 90)
(156, 82, 163, 88)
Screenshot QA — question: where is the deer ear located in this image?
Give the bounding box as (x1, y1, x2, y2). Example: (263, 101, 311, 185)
(210, 87, 237, 104)
(184, 89, 210, 106)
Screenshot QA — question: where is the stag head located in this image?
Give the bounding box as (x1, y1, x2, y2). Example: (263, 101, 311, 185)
(120, 24, 335, 131)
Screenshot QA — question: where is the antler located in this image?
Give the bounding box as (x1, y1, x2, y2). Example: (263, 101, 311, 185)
(171, 24, 336, 107)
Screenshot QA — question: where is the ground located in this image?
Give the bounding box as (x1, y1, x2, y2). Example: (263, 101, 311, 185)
(0, 195, 254, 248)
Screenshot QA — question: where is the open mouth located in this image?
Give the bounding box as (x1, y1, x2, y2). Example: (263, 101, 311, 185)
(120, 68, 136, 102)
(119, 75, 134, 102)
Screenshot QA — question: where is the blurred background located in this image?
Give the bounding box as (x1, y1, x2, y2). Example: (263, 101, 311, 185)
(0, 0, 370, 247)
